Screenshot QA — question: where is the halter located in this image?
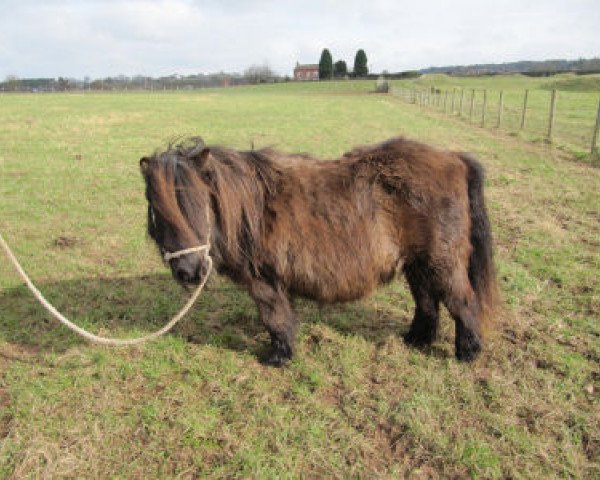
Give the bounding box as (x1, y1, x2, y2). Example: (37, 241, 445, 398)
(163, 244, 210, 262)
(161, 204, 212, 264)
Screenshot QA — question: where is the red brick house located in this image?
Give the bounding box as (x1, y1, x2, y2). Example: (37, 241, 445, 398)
(293, 63, 319, 81)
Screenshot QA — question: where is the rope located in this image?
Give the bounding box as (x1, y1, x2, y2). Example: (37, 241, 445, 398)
(163, 245, 209, 262)
(0, 232, 212, 346)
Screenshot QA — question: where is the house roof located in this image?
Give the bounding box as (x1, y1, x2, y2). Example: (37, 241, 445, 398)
(294, 64, 319, 70)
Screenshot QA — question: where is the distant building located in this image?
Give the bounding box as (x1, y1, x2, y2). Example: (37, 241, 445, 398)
(293, 63, 319, 81)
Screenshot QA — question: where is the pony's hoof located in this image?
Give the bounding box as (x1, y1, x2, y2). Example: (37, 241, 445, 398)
(403, 328, 436, 347)
(259, 349, 291, 367)
(455, 333, 482, 362)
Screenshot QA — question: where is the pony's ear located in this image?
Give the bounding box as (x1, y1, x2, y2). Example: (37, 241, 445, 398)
(139, 157, 150, 174)
(193, 148, 212, 169)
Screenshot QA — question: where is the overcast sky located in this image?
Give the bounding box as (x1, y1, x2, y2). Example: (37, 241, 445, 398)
(1, 0, 599, 79)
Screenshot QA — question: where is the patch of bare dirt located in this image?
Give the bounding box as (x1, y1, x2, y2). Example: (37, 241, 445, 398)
(53, 236, 78, 249)
(0, 388, 12, 440)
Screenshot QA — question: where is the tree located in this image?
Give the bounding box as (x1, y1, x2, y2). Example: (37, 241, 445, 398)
(57, 77, 71, 91)
(353, 49, 368, 77)
(244, 64, 274, 84)
(4, 75, 21, 92)
(334, 60, 347, 78)
(319, 49, 333, 80)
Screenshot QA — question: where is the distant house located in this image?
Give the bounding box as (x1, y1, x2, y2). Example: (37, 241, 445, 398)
(293, 63, 319, 81)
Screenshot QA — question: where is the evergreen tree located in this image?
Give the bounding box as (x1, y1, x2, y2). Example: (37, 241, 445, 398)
(353, 49, 368, 77)
(319, 49, 333, 80)
(334, 60, 348, 77)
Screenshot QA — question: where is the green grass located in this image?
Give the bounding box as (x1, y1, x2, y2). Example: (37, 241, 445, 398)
(1, 79, 599, 478)
(391, 73, 600, 161)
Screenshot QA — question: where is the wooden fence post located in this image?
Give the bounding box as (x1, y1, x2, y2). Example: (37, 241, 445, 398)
(591, 96, 600, 154)
(547, 89, 557, 142)
(481, 90, 487, 127)
(459, 89, 464, 117)
(444, 90, 448, 112)
(497, 91, 504, 128)
(469, 89, 475, 122)
(451, 88, 456, 113)
(521, 89, 529, 129)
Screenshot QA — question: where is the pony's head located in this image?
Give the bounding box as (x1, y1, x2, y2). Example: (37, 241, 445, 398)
(140, 138, 213, 287)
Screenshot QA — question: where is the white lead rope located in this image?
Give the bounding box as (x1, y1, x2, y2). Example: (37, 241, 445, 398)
(0, 232, 212, 346)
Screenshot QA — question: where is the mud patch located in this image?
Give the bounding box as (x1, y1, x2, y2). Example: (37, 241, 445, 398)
(0, 388, 9, 409)
(0, 388, 11, 439)
(53, 236, 78, 248)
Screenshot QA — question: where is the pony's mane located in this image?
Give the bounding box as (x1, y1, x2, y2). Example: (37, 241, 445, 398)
(144, 137, 282, 270)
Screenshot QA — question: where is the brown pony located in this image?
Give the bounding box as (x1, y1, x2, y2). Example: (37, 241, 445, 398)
(140, 136, 497, 365)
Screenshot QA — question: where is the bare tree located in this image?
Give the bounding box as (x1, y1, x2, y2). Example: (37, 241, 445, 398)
(243, 64, 274, 84)
(4, 75, 21, 92)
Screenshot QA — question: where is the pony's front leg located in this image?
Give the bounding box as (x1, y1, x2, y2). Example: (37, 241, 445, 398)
(250, 280, 298, 367)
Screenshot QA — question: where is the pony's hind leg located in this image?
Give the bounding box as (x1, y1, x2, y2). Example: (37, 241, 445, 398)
(250, 280, 298, 367)
(442, 268, 482, 362)
(403, 258, 440, 347)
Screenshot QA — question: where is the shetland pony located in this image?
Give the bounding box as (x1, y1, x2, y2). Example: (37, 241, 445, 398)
(140, 137, 497, 365)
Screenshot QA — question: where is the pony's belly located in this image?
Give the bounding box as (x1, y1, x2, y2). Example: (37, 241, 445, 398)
(288, 259, 400, 304)
(277, 216, 402, 303)
(290, 281, 374, 304)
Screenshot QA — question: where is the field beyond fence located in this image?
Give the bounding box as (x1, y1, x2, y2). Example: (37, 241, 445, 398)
(390, 73, 600, 163)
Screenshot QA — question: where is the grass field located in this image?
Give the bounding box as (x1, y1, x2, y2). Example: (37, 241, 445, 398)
(391, 73, 600, 161)
(0, 79, 599, 478)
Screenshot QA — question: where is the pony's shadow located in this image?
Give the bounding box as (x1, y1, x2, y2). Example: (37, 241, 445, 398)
(0, 273, 442, 359)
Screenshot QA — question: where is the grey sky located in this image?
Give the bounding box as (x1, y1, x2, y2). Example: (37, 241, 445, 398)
(1, 0, 599, 79)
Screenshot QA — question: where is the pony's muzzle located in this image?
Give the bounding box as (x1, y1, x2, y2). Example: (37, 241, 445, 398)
(171, 254, 210, 286)
(174, 262, 196, 284)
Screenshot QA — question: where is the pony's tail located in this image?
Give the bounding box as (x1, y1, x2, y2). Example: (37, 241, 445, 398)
(460, 154, 499, 335)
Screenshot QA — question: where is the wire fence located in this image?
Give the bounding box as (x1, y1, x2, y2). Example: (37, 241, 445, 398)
(390, 85, 600, 160)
